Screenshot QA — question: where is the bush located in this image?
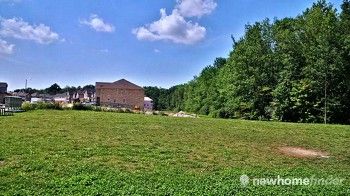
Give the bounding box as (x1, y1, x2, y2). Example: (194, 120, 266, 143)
(47, 102, 63, 110)
(72, 103, 93, 111)
(22, 102, 63, 111)
(92, 106, 102, 112)
(22, 101, 138, 114)
(22, 102, 35, 111)
(36, 102, 46, 109)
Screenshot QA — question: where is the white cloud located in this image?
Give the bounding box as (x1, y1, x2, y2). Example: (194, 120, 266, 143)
(80, 14, 115, 33)
(176, 0, 217, 18)
(133, 0, 216, 44)
(133, 9, 206, 44)
(0, 38, 14, 55)
(0, 17, 60, 44)
(154, 49, 160, 53)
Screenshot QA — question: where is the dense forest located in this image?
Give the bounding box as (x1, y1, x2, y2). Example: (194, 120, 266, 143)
(145, 0, 350, 124)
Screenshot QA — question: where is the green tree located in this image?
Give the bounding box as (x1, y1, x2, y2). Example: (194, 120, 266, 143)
(299, 0, 343, 123)
(220, 20, 276, 119)
(46, 83, 62, 95)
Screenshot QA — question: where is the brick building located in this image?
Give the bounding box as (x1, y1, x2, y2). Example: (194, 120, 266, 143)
(0, 82, 9, 104)
(95, 79, 144, 110)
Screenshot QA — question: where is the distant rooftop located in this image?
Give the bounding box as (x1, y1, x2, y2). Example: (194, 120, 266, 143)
(144, 97, 153, 101)
(96, 79, 143, 90)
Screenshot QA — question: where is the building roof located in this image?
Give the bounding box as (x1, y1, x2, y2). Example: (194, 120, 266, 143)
(54, 93, 69, 98)
(144, 97, 153, 101)
(96, 79, 143, 90)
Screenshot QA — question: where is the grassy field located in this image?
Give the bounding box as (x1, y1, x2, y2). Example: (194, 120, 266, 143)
(0, 110, 349, 195)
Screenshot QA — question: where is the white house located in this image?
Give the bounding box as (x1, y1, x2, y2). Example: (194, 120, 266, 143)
(53, 92, 70, 103)
(144, 97, 153, 111)
(72, 90, 95, 102)
(31, 97, 43, 103)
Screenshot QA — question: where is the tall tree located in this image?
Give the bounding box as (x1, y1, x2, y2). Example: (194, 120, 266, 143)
(299, 0, 343, 123)
(220, 20, 276, 119)
(46, 83, 62, 95)
(272, 18, 305, 122)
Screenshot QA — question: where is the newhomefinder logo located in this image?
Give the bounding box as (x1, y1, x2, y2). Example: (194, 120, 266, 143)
(240, 175, 250, 187)
(240, 175, 345, 187)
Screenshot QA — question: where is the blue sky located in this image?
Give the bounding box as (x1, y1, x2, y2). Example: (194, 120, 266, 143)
(0, 0, 343, 90)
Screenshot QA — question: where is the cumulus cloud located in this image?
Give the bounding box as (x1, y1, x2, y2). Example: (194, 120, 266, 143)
(0, 17, 60, 44)
(133, 0, 216, 44)
(176, 0, 217, 18)
(133, 9, 206, 44)
(80, 14, 115, 33)
(0, 38, 14, 55)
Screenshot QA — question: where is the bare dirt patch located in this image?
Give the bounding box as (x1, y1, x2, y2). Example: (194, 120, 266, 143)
(279, 147, 330, 159)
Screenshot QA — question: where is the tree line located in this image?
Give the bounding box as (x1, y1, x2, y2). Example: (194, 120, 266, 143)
(145, 0, 350, 124)
(14, 84, 95, 95)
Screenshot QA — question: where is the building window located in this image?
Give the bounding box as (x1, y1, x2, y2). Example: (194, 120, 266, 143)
(123, 99, 126, 103)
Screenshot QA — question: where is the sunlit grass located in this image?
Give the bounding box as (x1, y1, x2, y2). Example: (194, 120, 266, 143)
(0, 110, 349, 195)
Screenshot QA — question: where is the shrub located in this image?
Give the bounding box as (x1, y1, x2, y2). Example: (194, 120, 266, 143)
(61, 103, 73, 110)
(22, 102, 35, 111)
(22, 101, 139, 114)
(22, 102, 63, 111)
(36, 102, 47, 109)
(92, 106, 102, 112)
(72, 103, 93, 111)
(47, 102, 63, 110)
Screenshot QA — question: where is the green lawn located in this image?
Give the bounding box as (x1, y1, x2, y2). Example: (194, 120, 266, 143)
(0, 110, 349, 195)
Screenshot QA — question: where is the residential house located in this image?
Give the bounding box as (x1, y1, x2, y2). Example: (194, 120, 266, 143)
(11, 91, 30, 101)
(30, 93, 53, 102)
(95, 79, 144, 110)
(144, 97, 153, 111)
(84, 90, 95, 102)
(30, 97, 43, 103)
(53, 92, 70, 103)
(72, 90, 95, 102)
(72, 90, 84, 102)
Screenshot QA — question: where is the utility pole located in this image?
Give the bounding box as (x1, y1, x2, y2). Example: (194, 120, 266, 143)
(25, 79, 28, 90)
